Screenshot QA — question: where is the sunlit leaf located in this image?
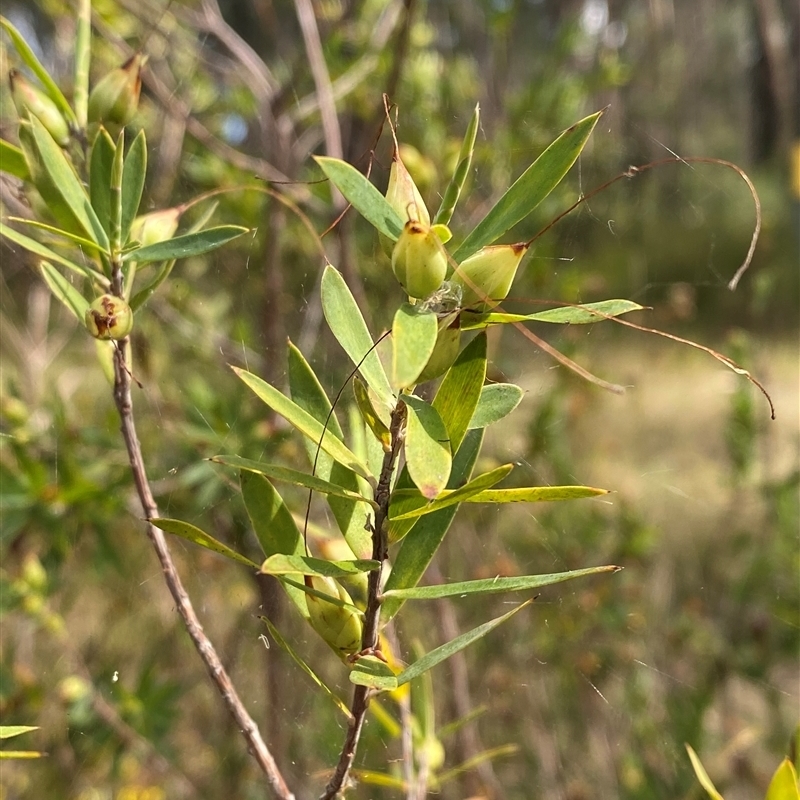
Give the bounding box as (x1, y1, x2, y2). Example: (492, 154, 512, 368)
(40, 261, 89, 321)
(765, 759, 800, 800)
(260, 554, 379, 578)
(403, 395, 451, 499)
(391, 303, 438, 390)
(453, 110, 603, 261)
(121, 130, 146, 246)
(350, 655, 399, 691)
(395, 601, 531, 686)
(6, 218, 105, 255)
(0, 138, 30, 180)
(151, 518, 259, 569)
(434, 102, 479, 226)
(468, 383, 524, 429)
(463, 485, 608, 503)
(462, 299, 645, 328)
(314, 156, 404, 240)
(0, 726, 39, 740)
(685, 745, 725, 800)
(122, 225, 248, 264)
(382, 565, 620, 599)
(89, 128, 116, 237)
(0, 751, 44, 759)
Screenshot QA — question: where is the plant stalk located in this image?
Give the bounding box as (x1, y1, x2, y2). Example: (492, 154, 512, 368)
(320, 401, 407, 800)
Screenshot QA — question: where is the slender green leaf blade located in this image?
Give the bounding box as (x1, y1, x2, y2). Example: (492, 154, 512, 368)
(123, 225, 248, 264)
(315, 156, 404, 240)
(151, 518, 259, 568)
(8, 218, 105, 254)
(235, 367, 373, 481)
(0, 138, 31, 180)
(89, 128, 116, 237)
(353, 376, 391, 450)
(260, 616, 351, 718)
(350, 656, 399, 691)
(121, 130, 146, 245)
(261, 554, 379, 578)
(465, 486, 608, 503)
(436, 744, 519, 786)
(685, 745, 725, 800)
(403, 395, 451, 499)
(463, 299, 645, 328)
(0, 726, 38, 740)
(468, 383, 524, 429)
(434, 102, 479, 226)
(383, 565, 620, 599)
(28, 115, 108, 250)
(453, 111, 603, 261)
(0, 751, 44, 759)
(765, 759, 800, 800)
(210, 455, 372, 505)
(40, 262, 89, 321)
(320, 265, 394, 407)
(395, 601, 531, 686)
(391, 304, 438, 390)
(432, 331, 487, 452)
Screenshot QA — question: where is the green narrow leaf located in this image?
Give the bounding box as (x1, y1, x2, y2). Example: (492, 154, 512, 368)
(465, 485, 608, 503)
(391, 304, 438, 390)
(123, 225, 249, 264)
(432, 331, 487, 452)
(151, 518, 259, 569)
(765, 759, 800, 800)
(436, 744, 519, 786)
(350, 655, 399, 691)
(109, 130, 124, 255)
(27, 116, 109, 250)
(261, 554, 379, 578)
(382, 565, 620, 600)
(260, 616, 351, 718)
(321, 265, 394, 408)
(73, 0, 91, 127)
(121, 130, 146, 245)
(468, 383, 524, 429)
(389, 463, 513, 521)
(0, 16, 76, 125)
(287, 341, 373, 560)
(40, 261, 89, 321)
(0, 726, 39, 740)
(89, 128, 116, 237)
(5, 218, 105, 255)
(210, 455, 373, 505)
(434, 102, 480, 226)
(0, 751, 44, 759)
(453, 111, 603, 261)
(403, 395, 451, 499)
(0, 139, 31, 180)
(685, 745, 725, 800)
(314, 156, 404, 240)
(383, 428, 483, 621)
(235, 367, 373, 482)
(353, 376, 391, 450)
(462, 299, 645, 328)
(395, 600, 531, 686)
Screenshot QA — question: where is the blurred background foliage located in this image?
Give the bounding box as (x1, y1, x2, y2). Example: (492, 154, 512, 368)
(0, 0, 797, 798)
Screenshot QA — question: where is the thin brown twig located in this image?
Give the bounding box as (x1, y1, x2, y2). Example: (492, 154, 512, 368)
(320, 402, 407, 800)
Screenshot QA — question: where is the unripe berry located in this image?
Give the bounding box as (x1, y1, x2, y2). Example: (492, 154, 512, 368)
(451, 243, 529, 311)
(306, 575, 363, 659)
(391, 221, 448, 300)
(129, 207, 180, 247)
(85, 294, 133, 340)
(88, 54, 144, 127)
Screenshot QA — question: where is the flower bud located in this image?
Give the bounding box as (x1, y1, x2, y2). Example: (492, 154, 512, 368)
(88, 54, 144, 127)
(416, 315, 462, 383)
(129, 207, 180, 248)
(85, 294, 134, 340)
(380, 149, 430, 258)
(450, 243, 529, 311)
(9, 70, 70, 146)
(306, 575, 363, 658)
(391, 221, 448, 300)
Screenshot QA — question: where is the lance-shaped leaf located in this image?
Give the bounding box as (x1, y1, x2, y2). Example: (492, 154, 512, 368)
(210, 455, 374, 506)
(261, 554, 379, 578)
(122, 225, 248, 264)
(685, 745, 725, 800)
(468, 383, 524, 429)
(454, 110, 603, 261)
(0, 139, 31, 180)
(27, 116, 109, 250)
(287, 341, 372, 559)
(765, 759, 799, 800)
(278, 575, 362, 615)
(432, 331, 487, 452)
(382, 565, 620, 600)
(436, 745, 519, 786)
(383, 429, 483, 621)
(321, 265, 394, 408)
(234, 366, 373, 481)
(0, 726, 39, 739)
(403, 395, 451, 499)
(40, 262, 89, 321)
(353, 376, 390, 450)
(350, 656, 399, 690)
(461, 299, 645, 329)
(260, 616, 351, 718)
(121, 130, 146, 246)
(8, 218, 105, 255)
(0, 16, 75, 125)
(394, 601, 531, 687)
(434, 102, 480, 226)
(151, 518, 259, 569)
(109, 131, 124, 255)
(463, 485, 608, 503)
(89, 128, 115, 236)
(315, 156, 404, 240)
(391, 304, 438, 390)
(389, 463, 513, 521)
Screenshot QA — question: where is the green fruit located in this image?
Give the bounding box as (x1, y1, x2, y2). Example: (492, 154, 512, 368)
(391, 221, 448, 299)
(84, 294, 134, 340)
(88, 54, 143, 126)
(451, 243, 529, 310)
(306, 575, 363, 658)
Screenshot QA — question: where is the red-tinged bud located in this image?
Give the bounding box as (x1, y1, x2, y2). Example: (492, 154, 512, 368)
(88, 54, 144, 126)
(85, 294, 133, 340)
(451, 243, 529, 310)
(9, 70, 70, 146)
(391, 220, 448, 299)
